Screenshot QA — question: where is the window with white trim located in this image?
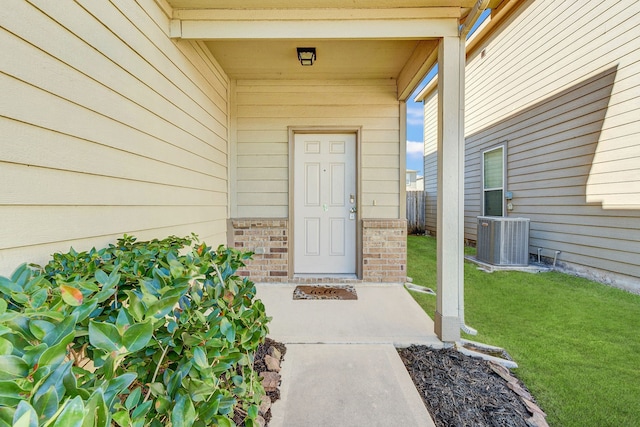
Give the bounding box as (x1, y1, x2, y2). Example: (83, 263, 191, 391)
(482, 146, 505, 216)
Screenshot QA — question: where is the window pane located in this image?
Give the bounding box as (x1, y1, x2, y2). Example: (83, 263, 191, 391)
(485, 190, 503, 216)
(484, 148, 503, 189)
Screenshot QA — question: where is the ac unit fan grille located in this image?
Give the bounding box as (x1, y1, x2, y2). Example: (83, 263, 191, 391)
(477, 217, 530, 266)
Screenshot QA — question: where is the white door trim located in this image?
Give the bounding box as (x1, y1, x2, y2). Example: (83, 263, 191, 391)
(288, 127, 362, 279)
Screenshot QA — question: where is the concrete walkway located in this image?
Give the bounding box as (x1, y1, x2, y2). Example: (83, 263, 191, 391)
(256, 283, 442, 427)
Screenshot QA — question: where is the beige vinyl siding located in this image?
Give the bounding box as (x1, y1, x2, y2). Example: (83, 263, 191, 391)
(462, 0, 640, 282)
(423, 91, 438, 234)
(0, 0, 229, 275)
(233, 79, 401, 219)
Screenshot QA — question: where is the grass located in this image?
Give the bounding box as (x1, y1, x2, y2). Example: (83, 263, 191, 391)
(406, 235, 640, 427)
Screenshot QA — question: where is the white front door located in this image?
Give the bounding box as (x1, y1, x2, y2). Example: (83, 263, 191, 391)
(294, 133, 356, 275)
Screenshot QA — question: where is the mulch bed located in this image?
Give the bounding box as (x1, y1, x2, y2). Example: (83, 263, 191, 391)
(254, 337, 287, 406)
(244, 341, 548, 426)
(398, 346, 548, 427)
(235, 337, 287, 426)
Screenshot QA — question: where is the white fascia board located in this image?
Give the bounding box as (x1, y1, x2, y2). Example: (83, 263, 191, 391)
(176, 18, 459, 39)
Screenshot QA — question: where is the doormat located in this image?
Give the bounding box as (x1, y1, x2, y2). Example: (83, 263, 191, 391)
(293, 285, 357, 300)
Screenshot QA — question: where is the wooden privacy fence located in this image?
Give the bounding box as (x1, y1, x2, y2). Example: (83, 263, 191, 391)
(406, 190, 426, 234)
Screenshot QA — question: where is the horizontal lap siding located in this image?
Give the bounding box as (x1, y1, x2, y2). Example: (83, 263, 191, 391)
(0, 0, 230, 275)
(233, 80, 400, 219)
(463, 0, 640, 280)
(423, 92, 438, 234)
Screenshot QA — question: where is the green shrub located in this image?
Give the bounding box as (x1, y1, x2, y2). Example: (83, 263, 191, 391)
(0, 235, 270, 427)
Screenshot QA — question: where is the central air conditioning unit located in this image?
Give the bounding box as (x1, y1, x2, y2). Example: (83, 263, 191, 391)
(476, 216, 530, 266)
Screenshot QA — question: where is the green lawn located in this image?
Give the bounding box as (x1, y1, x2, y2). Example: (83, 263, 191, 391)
(407, 235, 640, 427)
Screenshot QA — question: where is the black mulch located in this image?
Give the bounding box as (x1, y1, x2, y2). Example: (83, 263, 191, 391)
(398, 346, 532, 427)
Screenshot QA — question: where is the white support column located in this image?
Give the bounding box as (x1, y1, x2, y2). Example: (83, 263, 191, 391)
(435, 35, 464, 342)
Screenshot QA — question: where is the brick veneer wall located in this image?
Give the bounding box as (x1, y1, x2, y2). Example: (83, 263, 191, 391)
(228, 218, 407, 283)
(362, 219, 407, 283)
(228, 219, 288, 282)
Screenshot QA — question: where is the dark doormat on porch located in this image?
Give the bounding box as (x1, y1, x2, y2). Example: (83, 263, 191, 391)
(293, 285, 357, 300)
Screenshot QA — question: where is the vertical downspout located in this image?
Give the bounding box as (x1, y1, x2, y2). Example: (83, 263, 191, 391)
(457, 0, 490, 337)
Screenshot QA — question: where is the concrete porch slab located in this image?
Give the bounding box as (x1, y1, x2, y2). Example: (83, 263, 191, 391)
(255, 283, 441, 426)
(269, 343, 436, 427)
(255, 283, 443, 348)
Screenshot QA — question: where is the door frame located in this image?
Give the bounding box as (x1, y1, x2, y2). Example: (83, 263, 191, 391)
(288, 126, 362, 279)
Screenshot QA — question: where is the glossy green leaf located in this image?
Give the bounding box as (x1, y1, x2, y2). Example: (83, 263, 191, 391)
(103, 373, 136, 409)
(60, 285, 83, 306)
(76, 281, 99, 293)
(10, 264, 30, 288)
(0, 299, 6, 315)
(154, 395, 171, 415)
(124, 387, 141, 411)
(115, 309, 131, 333)
(130, 400, 151, 420)
(31, 288, 48, 309)
(247, 403, 258, 419)
(122, 321, 152, 353)
(33, 386, 59, 421)
(43, 313, 77, 347)
(171, 393, 196, 427)
(218, 396, 236, 415)
(198, 395, 221, 423)
(193, 347, 208, 369)
(51, 396, 84, 427)
(0, 381, 26, 406)
(92, 287, 116, 304)
(73, 299, 98, 323)
(22, 343, 47, 367)
(0, 407, 15, 427)
(148, 295, 181, 319)
(101, 354, 116, 381)
(148, 382, 165, 398)
(168, 259, 185, 279)
(28, 319, 55, 342)
(88, 321, 121, 353)
(11, 293, 29, 305)
(12, 401, 37, 427)
(37, 330, 74, 368)
(0, 276, 20, 295)
(212, 416, 233, 427)
(219, 318, 235, 343)
(82, 390, 109, 427)
(112, 411, 131, 427)
(31, 310, 65, 322)
(124, 291, 145, 322)
(33, 361, 72, 403)
(0, 355, 29, 380)
(94, 270, 109, 286)
(0, 337, 13, 355)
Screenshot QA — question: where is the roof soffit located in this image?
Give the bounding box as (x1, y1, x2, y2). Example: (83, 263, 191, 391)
(163, 1, 473, 99)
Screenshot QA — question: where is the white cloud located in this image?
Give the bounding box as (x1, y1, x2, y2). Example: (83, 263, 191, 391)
(406, 103, 424, 126)
(406, 140, 424, 158)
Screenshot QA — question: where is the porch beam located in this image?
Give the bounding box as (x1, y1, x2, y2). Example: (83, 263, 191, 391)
(173, 7, 461, 21)
(435, 35, 464, 343)
(397, 40, 439, 101)
(170, 17, 459, 40)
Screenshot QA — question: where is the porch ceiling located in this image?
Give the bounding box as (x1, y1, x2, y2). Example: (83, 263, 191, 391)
(204, 39, 437, 81)
(165, 0, 475, 98)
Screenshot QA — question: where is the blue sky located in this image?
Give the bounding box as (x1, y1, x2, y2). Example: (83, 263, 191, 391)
(405, 9, 491, 177)
(405, 67, 437, 176)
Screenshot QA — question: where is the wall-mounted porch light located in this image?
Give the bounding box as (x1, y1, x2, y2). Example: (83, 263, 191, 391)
(297, 47, 316, 66)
